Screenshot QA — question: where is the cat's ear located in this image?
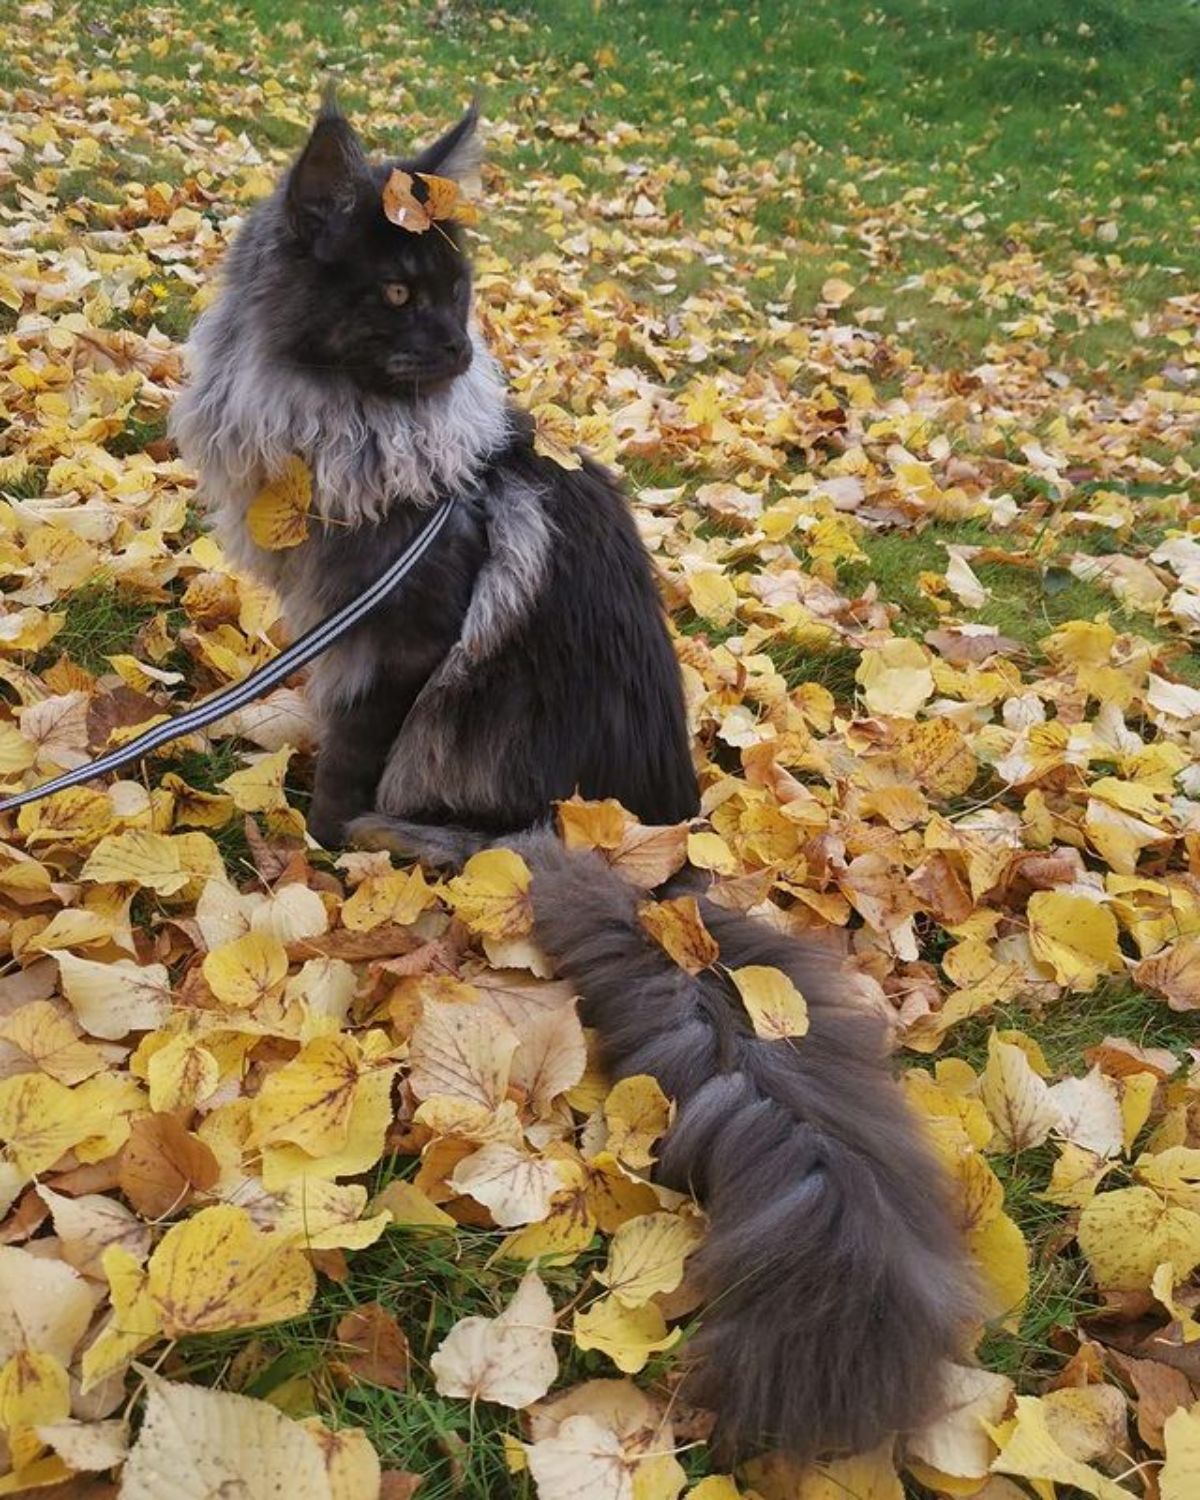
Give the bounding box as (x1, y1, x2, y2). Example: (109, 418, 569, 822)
(410, 102, 482, 188)
(287, 88, 368, 243)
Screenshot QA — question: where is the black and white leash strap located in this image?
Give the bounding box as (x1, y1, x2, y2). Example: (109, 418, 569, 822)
(0, 495, 457, 814)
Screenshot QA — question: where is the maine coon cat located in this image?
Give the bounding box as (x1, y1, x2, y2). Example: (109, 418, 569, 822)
(172, 97, 974, 1462)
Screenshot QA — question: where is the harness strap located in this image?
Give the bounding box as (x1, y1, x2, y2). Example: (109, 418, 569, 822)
(0, 495, 457, 814)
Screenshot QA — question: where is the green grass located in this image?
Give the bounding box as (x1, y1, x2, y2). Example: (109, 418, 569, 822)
(46, 583, 165, 675)
(952, 980, 1200, 1078)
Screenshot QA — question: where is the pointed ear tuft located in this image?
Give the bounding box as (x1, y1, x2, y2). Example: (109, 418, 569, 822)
(287, 95, 368, 242)
(411, 101, 483, 187)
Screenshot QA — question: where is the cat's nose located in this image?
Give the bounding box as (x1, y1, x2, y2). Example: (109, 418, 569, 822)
(443, 335, 471, 369)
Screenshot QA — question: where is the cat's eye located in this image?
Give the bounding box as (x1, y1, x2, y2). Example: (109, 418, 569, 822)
(382, 282, 411, 308)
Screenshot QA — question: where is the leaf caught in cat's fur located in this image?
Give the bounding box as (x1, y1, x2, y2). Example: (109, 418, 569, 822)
(246, 456, 313, 550)
(382, 169, 478, 233)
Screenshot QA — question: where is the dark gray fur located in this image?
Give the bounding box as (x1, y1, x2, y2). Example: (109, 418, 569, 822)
(519, 834, 976, 1462)
(171, 101, 699, 847)
(174, 100, 973, 1462)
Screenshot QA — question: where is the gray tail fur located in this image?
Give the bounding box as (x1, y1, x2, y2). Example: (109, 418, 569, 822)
(520, 834, 976, 1464)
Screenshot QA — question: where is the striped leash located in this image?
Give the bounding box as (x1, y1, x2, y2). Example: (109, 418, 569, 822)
(0, 495, 456, 813)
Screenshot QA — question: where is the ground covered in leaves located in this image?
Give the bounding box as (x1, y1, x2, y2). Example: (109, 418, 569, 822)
(0, 0, 1199, 1495)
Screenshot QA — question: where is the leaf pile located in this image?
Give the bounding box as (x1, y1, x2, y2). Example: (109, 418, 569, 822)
(0, 0, 1198, 1496)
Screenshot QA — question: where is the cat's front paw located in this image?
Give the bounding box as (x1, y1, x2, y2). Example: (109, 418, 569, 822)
(305, 809, 349, 851)
(346, 813, 422, 859)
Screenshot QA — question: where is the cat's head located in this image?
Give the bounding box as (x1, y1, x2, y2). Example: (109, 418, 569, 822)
(252, 95, 482, 399)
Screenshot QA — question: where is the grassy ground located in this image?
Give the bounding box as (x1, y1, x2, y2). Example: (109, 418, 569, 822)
(2, 0, 1199, 1494)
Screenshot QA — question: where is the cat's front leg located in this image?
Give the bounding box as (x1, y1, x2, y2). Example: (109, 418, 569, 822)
(306, 687, 404, 850)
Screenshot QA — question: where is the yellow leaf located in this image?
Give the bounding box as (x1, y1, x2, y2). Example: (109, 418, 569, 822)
(637, 896, 719, 974)
(1041, 1142, 1113, 1208)
(729, 964, 810, 1041)
(558, 797, 631, 850)
(0, 1000, 106, 1084)
(0, 1072, 97, 1176)
(408, 997, 518, 1109)
(1078, 1185, 1200, 1290)
(430, 1270, 558, 1408)
(304, 1418, 383, 1500)
(792, 1447, 903, 1500)
(604, 1075, 672, 1171)
(821, 277, 855, 306)
(261, 1064, 395, 1190)
(1119, 1072, 1158, 1154)
(446, 849, 534, 939)
(271, 1180, 390, 1252)
(967, 1211, 1029, 1331)
(203, 929, 290, 1009)
(246, 457, 312, 550)
(572, 1295, 680, 1373)
(16, 786, 111, 846)
(341, 866, 435, 932)
(218, 746, 294, 814)
(530, 403, 583, 470)
(1161, 1405, 1200, 1500)
(686, 831, 738, 875)
(146, 1032, 221, 1111)
(991, 1395, 1133, 1500)
(1039, 1386, 1127, 1465)
(147, 1205, 315, 1336)
(79, 829, 188, 894)
(596, 1212, 701, 1308)
(0, 1349, 69, 1443)
(52, 950, 172, 1039)
(251, 1035, 365, 1156)
(81, 1247, 162, 1393)
(687, 570, 738, 627)
(856, 638, 935, 717)
(1026, 892, 1123, 992)
(370, 1179, 456, 1231)
(450, 1144, 569, 1228)
(979, 1035, 1059, 1153)
(118, 1375, 348, 1499)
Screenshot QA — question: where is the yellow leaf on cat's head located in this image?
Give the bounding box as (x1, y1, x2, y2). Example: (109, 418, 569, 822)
(382, 168, 478, 233)
(245, 457, 311, 550)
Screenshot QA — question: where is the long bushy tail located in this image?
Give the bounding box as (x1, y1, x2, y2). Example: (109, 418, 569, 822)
(523, 835, 975, 1463)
